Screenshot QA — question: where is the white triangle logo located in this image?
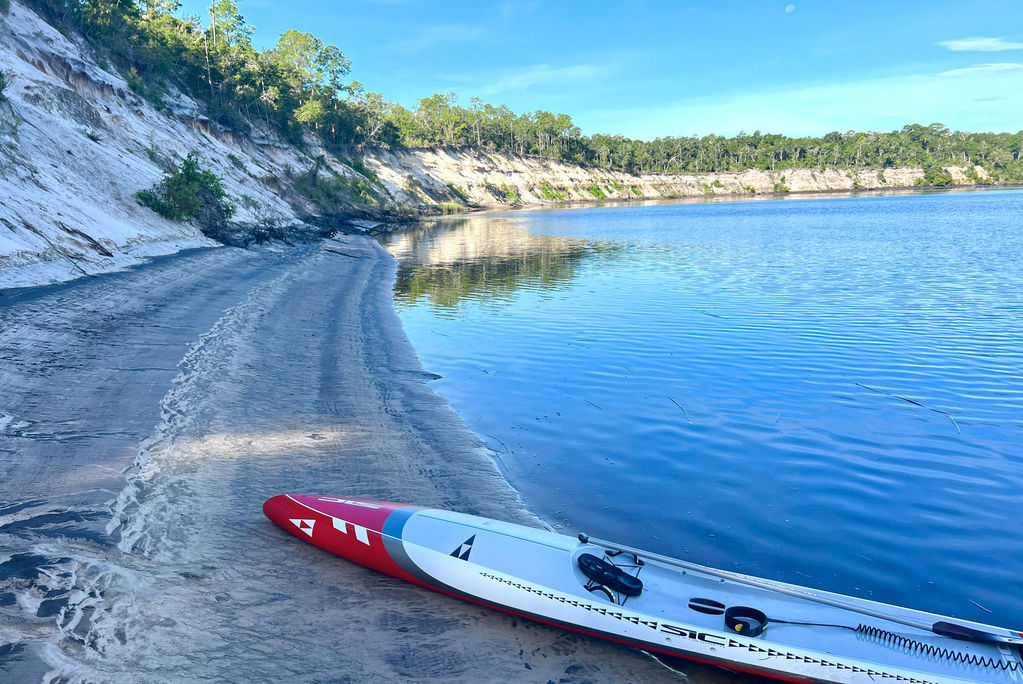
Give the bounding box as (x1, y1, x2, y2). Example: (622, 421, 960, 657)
(289, 518, 316, 537)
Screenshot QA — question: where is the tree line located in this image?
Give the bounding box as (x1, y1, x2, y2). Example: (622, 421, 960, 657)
(22, 0, 1023, 183)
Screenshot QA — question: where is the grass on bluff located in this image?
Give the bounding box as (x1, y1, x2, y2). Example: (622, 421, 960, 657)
(538, 180, 566, 201)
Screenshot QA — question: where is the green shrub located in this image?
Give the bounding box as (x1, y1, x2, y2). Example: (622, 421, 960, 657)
(125, 67, 145, 96)
(298, 168, 379, 209)
(349, 157, 378, 182)
(135, 152, 236, 225)
(445, 182, 469, 204)
(0, 0, 9, 14)
(586, 183, 607, 198)
(227, 153, 246, 172)
(0, 72, 7, 101)
(916, 164, 954, 187)
(402, 175, 420, 197)
(963, 165, 992, 185)
(121, 66, 168, 107)
(538, 180, 565, 200)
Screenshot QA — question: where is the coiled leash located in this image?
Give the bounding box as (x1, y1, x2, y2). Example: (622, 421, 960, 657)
(690, 598, 1022, 671)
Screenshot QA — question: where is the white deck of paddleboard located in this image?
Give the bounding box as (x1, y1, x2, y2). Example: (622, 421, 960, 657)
(397, 508, 1023, 684)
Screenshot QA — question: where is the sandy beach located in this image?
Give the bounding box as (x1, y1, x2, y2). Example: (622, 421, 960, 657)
(0, 236, 749, 682)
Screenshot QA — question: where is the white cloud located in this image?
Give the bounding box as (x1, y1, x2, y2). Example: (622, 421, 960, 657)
(938, 36, 1023, 52)
(785, 4, 796, 13)
(939, 62, 1023, 76)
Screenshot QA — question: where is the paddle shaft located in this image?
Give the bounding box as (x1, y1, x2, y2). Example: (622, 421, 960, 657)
(578, 533, 1022, 646)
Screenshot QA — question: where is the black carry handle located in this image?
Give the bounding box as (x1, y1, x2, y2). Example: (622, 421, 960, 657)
(933, 621, 1004, 644)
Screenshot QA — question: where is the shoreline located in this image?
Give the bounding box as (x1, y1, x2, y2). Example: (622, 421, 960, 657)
(448, 180, 1018, 217)
(1, 236, 704, 682)
(290, 238, 751, 680)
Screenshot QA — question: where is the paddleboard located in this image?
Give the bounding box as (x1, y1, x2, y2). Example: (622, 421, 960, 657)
(263, 495, 1023, 683)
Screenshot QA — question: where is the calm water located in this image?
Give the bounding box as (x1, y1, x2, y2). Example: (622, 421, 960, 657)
(381, 190, 1023, 631)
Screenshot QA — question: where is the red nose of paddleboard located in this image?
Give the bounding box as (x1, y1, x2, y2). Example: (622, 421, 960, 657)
(263, 495, 421, 583)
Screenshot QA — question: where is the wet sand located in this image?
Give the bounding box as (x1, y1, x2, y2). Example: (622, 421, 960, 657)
(1, 237, 753, 682)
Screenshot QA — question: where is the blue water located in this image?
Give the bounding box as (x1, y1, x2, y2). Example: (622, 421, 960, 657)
(381, 189, 1023, 630)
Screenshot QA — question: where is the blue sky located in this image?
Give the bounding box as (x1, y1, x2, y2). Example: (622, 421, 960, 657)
(176, 0, 1022, 139)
